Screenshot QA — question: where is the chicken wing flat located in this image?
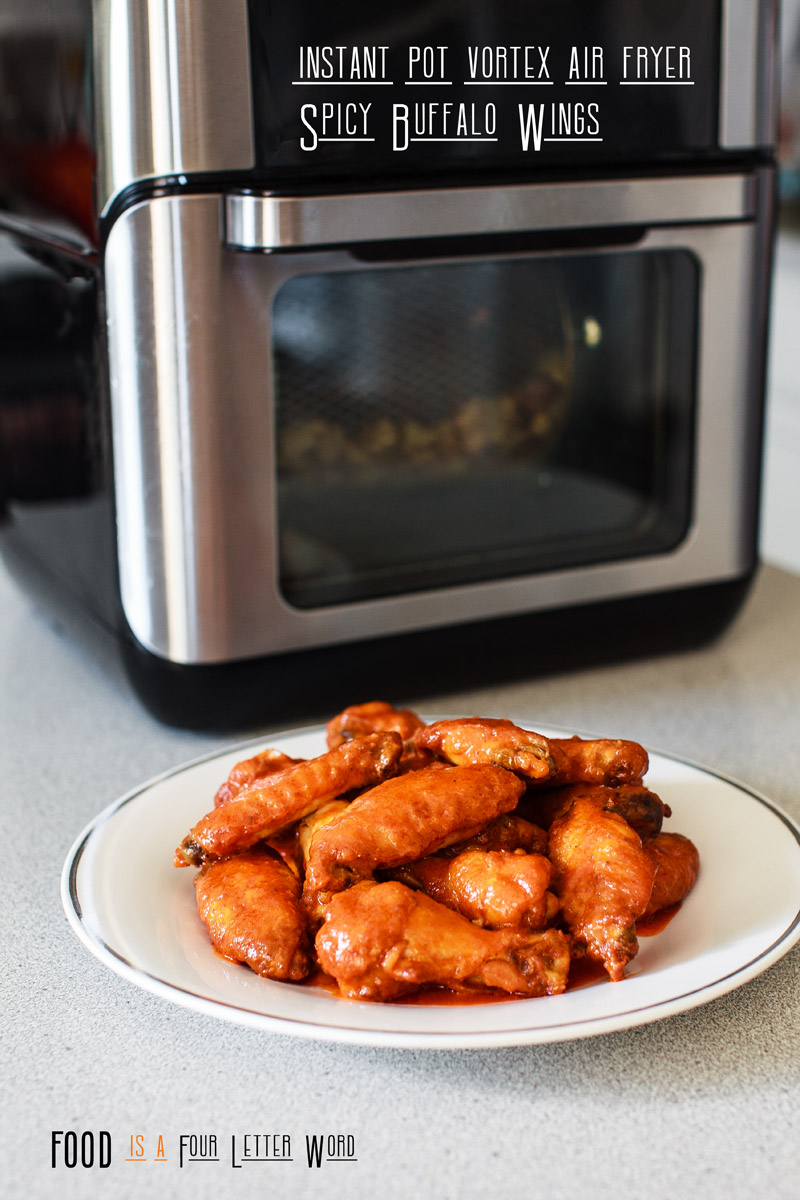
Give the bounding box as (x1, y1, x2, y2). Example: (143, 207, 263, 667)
(521, 783, 668, 840)
(546, 736, 649, 788)
(442, 812, 548, 858)
(175, 732, 403, 867)
(394, 850, 557, 930)
(195, 851, 312, 981)
(413, 717, 552, 779)
(302, 763, 525, 917)
(549, 796, 656, 981)
(643, 832, 700, 917)
(214, 748, 303, 808)
(315, 880, 571, 1001)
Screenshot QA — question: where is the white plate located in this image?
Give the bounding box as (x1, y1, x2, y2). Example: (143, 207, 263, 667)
(62, 724, 800, 1049)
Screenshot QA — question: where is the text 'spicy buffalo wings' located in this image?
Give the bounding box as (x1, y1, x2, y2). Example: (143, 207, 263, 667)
(175, 704, 700, 1000)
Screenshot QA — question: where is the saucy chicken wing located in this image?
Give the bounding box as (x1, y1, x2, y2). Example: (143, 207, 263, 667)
(413, 717, 553, 779)
(546, 736, 649, 788)
(548, 796, 656, 980)
(214, 748, 303, 808)
(643, 832, 700, 917)
(442, 812, 548, 858)
(195, 851, 311, 981)
(298, 800, 350, 873)
(327, 700, 425, 749)
(393, 849, 557, 930)
(316, 880, 571, 1001)
(413, 721, 647, 790)
(521, 782, 668, 840)
(327, 700, 431, 771)
(302, 763, 525, 918)
(175, 732, 403, 867)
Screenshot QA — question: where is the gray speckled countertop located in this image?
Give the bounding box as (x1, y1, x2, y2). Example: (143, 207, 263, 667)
(2, 560, 799, 1200)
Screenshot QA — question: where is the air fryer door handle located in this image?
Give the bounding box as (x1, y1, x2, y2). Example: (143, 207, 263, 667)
(223, 175, 757, 253)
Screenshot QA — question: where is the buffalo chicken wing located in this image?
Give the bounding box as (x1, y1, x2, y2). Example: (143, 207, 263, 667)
(413, 717, 552, 779)
(176, 705, 699, 1002)
(195, 851, 311, 981)
(548, 796, 656, 980)
(643, 832, 700, 917)
(521, 782, 668, 840)
(214, 748, 303, 808)
(302, 763, 524, 917)
(327, 700, 432, 771)
(315, 880, 571, 1001)
(175, 732, 402, 867)
(393, 849, 557, 930)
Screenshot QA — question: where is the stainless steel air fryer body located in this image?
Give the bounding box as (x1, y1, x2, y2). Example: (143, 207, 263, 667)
(0, 0, 780, 725)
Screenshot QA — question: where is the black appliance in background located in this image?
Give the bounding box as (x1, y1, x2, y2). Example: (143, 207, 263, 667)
(0, 1, 778, 728)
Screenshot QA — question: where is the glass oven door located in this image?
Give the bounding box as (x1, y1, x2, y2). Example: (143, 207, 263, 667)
(271, 244, 698, 609)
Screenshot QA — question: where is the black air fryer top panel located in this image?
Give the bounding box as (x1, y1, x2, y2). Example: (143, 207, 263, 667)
(248, 0, 723, 183)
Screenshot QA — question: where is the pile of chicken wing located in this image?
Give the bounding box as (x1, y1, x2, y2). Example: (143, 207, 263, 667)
(174, 703, 699, 1003)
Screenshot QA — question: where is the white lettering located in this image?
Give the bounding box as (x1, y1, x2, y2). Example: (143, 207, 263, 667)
(569, 46, 604, 80)
(408, 45, 448, 80)
(622, 45, 692, 80)
(393, 103, 409, 150)
(518, 103, 545, 151)
(298, 45, 388, 80)
(300, 102, 372, 150)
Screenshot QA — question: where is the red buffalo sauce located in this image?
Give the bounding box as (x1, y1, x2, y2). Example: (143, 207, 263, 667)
(395, 986, 518, 1006)
(636, 902, 681, 937)
(301, 958, 610, 1003)
(564, 955, 609, 990)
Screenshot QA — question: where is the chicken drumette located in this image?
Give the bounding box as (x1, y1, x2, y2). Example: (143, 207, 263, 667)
(413, 717, 552, 779)
(316, 880, 571, 1001)
(441, 812, 548, 858)
(327, 700, 424, 748)
(520, 782, 669, 840)
(546, 736, 649, 787)
(393, 849, 557, 930)
(643, 832, 700, 917)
